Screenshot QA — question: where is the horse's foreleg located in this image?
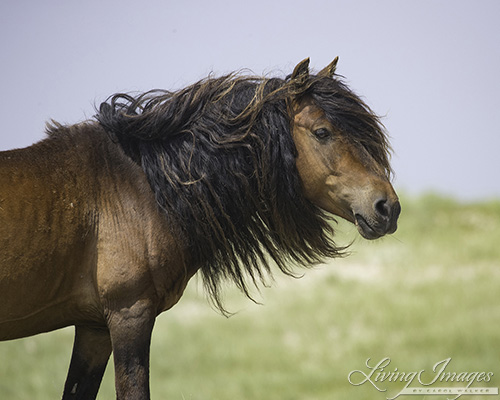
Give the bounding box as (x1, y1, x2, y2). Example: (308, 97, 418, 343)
(62, 325, 112, 400)
(107, 301, 156, 400)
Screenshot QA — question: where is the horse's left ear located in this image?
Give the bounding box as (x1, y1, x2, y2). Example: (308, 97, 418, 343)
(318, 56, 339, 78)
(290, 58, 310, 84)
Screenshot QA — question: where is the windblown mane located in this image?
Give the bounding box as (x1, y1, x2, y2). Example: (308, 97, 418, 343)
(96, 70, 390, 313)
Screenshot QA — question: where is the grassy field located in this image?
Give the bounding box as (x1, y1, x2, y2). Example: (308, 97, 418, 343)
(1, 193, 499, 399)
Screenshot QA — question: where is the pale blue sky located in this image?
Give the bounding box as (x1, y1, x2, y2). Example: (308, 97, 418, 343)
(1, 0, 499, 200)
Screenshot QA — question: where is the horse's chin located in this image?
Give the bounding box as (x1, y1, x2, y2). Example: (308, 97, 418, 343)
(354, 214, 385, 240)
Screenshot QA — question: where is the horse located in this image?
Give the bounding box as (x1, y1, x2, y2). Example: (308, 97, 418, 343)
(0, 58, 400, 399)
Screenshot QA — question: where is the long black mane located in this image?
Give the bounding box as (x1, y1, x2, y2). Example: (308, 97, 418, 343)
(96, 69, 390, 313)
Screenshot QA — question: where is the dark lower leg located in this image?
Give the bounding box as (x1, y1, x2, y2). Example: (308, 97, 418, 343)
(62, 325, 112, 400)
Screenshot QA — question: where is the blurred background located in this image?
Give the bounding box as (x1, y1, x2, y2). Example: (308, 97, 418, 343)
(0, 1, 499, 399)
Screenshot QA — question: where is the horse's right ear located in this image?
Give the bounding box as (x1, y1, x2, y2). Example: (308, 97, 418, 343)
(290, 58, 310, 88)
(318, 56, 339, 78)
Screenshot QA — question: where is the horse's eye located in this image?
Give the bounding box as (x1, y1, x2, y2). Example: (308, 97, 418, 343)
(313, 128, 331, 140)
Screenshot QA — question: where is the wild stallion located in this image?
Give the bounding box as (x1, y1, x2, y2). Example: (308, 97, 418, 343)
(0, 58, 400, 399)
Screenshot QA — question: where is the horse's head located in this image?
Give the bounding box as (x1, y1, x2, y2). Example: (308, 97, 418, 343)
(289, 58, 400, 239)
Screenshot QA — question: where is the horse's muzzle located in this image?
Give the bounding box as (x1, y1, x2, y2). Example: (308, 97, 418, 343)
(355, 198, 401, 240)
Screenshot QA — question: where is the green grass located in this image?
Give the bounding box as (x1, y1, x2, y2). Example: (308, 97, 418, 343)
(1, 193, 500, 399)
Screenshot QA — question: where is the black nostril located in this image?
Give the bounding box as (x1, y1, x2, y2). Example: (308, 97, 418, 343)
(375, 198, 391, 218)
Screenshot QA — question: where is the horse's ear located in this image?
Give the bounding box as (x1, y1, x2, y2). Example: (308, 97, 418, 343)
(290, 58, 310, 85)
(318, 56, 339, 78)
